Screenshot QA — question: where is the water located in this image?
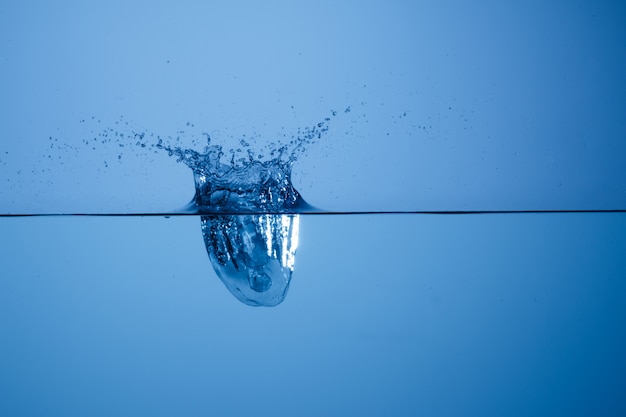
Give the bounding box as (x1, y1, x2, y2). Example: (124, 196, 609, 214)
(1, 213, 625, 416)
(201, 214, 299, 306)
(141, 114, 324, 307)
(3, 124, 626, 416)
(2, 114, 625, 414)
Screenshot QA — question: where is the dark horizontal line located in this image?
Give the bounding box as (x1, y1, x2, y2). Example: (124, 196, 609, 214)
(1, 210, 625, 217)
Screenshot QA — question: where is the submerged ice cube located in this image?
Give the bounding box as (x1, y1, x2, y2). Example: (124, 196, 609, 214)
(201, 214, 299, 306)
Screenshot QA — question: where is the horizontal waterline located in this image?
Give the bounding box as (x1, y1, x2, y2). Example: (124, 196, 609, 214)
(1, 210, 625, 217)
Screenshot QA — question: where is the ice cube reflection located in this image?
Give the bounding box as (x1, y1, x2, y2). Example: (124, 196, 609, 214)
(200, 214, 299, 307)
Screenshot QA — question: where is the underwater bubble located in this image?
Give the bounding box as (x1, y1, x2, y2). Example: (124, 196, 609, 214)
(201, 214, 299, 307)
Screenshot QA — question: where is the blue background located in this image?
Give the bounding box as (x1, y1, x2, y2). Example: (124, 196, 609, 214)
(1, 1, 626, 416)
(1, 0, 625, 213)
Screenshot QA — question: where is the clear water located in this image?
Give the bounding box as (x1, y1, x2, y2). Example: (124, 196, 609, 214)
(2, 109, 626, 414)
(2, 113, 626, 415)
(1, 213, 625, 416)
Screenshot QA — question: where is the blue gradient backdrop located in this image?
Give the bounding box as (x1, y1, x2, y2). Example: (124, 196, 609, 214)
(1, 1, 626, 416)
(1, 0, 625, 212)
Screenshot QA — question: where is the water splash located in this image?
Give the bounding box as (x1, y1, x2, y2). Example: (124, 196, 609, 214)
(153, 111, 340, 305)
(154, 117, 334, 213)
(159, 139, 310, 213)
(60, 110, 344, 305)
